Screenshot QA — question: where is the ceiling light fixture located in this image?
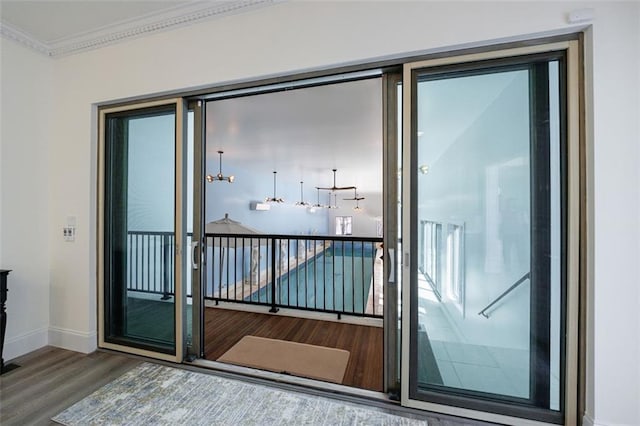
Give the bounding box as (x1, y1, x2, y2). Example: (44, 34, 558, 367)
(316, 169, 356, 192)
(206, 150, 234, 183)
(312, 188, 325, 209)
(344, 189, 365, 212)
(326, 193, 338, 209)
(295, 181, 310, 207)
(265, 171, 284, 203)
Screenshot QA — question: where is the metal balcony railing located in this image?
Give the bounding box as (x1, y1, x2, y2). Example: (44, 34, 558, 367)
(127, 231, 177, 300)
(126, 231, 383, 318)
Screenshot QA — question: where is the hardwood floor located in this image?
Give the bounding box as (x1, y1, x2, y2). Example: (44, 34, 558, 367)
(0, 346, 141, 426)
(1, 346, 495, 426)
(204, 307, 384, 391)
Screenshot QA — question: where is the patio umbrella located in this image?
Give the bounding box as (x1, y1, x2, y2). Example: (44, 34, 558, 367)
(204, 214, 264, 289)
(205, 213, 262, 243)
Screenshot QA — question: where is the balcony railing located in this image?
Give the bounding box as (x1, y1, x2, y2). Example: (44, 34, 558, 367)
(127, 231, 177, 300)
(126, 231, 383, 318)
(204, 234, 382, 318)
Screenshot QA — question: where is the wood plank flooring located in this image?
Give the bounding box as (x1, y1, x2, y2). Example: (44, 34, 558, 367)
(0, 346, 141, 426)
(1, 346, 494, 426)
(204, 307, 384, 391)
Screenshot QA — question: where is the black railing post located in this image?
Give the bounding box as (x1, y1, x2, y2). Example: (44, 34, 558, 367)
(269, 238, 279, 313)
(161, 234, 171, 300)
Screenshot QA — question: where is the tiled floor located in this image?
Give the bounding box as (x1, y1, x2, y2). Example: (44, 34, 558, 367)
(434, 347, 527, 397)
(416, 276, 561, 401)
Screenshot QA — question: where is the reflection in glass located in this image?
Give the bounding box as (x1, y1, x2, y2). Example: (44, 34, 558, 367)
(414, 62, 561, 411)
(104, 106, 176, 354)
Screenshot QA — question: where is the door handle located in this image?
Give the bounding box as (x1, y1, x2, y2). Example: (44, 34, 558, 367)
(191, 241, 199, 270)
(387, 248, 395, 283)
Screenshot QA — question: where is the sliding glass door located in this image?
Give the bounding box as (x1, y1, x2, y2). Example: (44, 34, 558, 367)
(99, 99, 187, 362)
(401, 42, 580, 424)
(96, 40, 582, 424)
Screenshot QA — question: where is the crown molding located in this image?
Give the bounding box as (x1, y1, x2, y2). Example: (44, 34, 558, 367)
(0, 20, 51, 55)
(1, 0, 279, 58)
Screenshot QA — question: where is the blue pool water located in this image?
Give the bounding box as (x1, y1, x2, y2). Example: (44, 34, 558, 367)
(247, 244, 375, 315)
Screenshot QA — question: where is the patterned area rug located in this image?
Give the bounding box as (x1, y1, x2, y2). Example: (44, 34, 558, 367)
(52, 362, 428, 425)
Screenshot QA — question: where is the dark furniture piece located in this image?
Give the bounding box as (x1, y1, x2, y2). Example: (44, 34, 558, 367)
(1, 269, 19, 374)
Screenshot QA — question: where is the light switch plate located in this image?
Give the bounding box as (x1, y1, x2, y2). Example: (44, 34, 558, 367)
(63, 226, 75, 242)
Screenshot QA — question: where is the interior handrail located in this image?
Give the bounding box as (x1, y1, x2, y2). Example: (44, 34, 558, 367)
(478, 272, 531, 318)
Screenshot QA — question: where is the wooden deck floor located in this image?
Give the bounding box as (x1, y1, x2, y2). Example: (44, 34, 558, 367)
(204, 307, 383, 392)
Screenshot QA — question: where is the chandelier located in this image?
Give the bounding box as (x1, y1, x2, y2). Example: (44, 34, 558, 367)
(265, 171, 284, 203)
(206, 151, 234, 183)
(326, 192, 338, 209)
(295, 181, 310, 207)
(344, 189, 365, 212)
(312, 188, 325, 209)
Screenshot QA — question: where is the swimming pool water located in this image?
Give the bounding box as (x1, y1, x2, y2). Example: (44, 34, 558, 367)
(247, 247, 375, 315)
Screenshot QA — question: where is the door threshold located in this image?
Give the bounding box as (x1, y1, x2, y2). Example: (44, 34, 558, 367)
(187, 357, 393, 404)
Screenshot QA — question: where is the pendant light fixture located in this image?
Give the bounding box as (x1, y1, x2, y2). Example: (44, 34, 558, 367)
(312, 188, 325, 209)
(326, 192, 338, 209)
(295, 181, 310, 207)
(344, 188, 365, 212)
(265, 171, 284, 203)
(206, 151, 234, 183)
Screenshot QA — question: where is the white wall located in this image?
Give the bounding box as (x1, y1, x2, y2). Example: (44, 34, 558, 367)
(204, 167, 330, 236)
(327, 192, 383, 238)
(0, 1, 638, 425)
(0, 38, 52, 359)
(586, 4, 640, 426)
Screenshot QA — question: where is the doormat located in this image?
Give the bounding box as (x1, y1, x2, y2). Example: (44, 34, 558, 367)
(218, 335, 350, 384)
(52, 362, 427, 425)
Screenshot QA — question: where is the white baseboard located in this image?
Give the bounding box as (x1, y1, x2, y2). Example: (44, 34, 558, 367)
(583, 413, 595, 426)
(4, 326, 49, 361)
(584, 413, 634, 426)
(48, 326, 97, 354)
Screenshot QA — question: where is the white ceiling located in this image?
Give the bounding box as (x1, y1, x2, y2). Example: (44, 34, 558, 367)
(0, 0, 275, 56)
(0, 1, 191, 44)
(205, 77, 384, 195)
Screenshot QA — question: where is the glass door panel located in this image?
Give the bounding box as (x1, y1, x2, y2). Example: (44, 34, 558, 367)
(415, 66, 536, 396)
(185, 107, 195, 354)
(402, 48, 570, 424)
(383, 73, 403, 395)
(101, 100, 185, 359)
(188, 100, 204, 359)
